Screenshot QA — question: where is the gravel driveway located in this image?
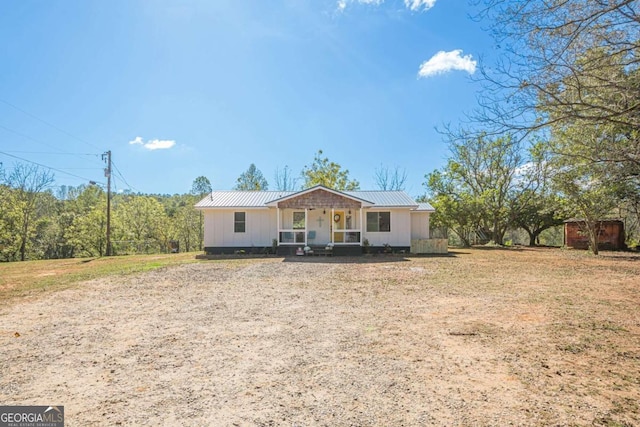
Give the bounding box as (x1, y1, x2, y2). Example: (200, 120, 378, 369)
(1, 252, 638, 426)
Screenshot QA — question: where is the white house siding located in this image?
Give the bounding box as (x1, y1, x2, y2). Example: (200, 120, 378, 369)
(410, 212, 430, 240)
(363, 208, 411, 247)
(203, 209, 276, 248)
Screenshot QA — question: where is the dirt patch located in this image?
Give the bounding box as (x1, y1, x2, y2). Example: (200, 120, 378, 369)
(1, 249, 639, 426)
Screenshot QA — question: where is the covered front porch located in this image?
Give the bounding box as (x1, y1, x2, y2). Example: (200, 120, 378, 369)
(276, 207, 363, 246)
(267, 186, 372, 251)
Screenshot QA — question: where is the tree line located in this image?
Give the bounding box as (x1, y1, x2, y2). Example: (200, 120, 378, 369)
(0, 150, 406, 262)
(0, 163, 212, 261)
(426, 0, 640, 255)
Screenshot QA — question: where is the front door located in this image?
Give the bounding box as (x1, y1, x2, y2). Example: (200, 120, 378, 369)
(333, 210, 345, 243)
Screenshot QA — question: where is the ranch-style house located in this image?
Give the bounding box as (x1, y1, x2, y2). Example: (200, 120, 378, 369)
(195, 185, 446, 255)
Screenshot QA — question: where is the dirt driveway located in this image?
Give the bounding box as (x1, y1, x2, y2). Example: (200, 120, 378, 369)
(1, 249, 639, 426)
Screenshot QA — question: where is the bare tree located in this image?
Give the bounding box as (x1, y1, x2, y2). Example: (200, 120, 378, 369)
(456, 0, 640, 242)
(467, 0, 640, 138)
(7, 164, 55, 261)
(274, 165, 299, 191)
(374, 165, 408, 191)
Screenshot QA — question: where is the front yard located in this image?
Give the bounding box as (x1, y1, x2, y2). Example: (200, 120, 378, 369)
(1, 248, 638, 425)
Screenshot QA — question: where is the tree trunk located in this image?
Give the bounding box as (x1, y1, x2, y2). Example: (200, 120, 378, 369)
(19, 214, 29, 261)
(19, 238, 26, 261)
(493, 225, 506, 245)
(590, 234, 599, 255)
(586, 221, 600, 255)
(453, 228, 471, 247)
(521, 225, 537, 246)
(529, 229, 544, 246)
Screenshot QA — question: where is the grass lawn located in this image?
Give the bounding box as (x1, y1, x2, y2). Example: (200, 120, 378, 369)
(0, 252, 200, 302)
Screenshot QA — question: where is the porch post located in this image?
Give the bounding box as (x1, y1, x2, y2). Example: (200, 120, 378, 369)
(277, 206, 281, 244)
(304, 208, 308, 246)
(359, 207, 363, 245)
(331, 208, 335, 244)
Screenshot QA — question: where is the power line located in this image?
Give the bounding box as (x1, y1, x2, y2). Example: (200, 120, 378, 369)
(56, 167, 104, 170)
(0, 98, 103, 151)
(0, 150, 99, 156)
(0, 123, 69, 154)
(0, 150, 104, 185)
(0, 123, 104, 167)
(111, 160, 141, 193)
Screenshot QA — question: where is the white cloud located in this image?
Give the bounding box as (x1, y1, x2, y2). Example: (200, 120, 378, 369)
(128, 136, 176, 150)
(145, 139, 176, 150)
(418, 49, 477, 78)
(338, 0, 430, 12)
(404, 0, 436, 11)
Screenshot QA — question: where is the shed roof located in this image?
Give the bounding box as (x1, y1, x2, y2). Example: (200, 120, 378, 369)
(563, 218, 623, 224)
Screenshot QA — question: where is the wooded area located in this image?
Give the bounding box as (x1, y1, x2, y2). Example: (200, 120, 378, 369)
(0, 151, 367, 262)
(0, 165, 209, 261)
(427, 0, 640, 254)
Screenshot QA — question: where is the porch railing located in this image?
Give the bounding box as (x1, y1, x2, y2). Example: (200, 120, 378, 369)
(279, 230, 306, 244)
(278, 229, 362, 245)
(332, 230, 361, 244)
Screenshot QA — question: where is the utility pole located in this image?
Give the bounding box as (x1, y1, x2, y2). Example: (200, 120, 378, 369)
(102, 150, 112, 256)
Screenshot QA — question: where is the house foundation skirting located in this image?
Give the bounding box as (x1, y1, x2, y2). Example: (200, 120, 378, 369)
(276, 245, 363, 256)
(204, 246, 273, 255)
(364, 246, 411, 255)
(204, 244, 421, 256)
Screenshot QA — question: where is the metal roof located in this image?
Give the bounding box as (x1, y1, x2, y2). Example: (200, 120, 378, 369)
(415, 202, 435, 212)
(344, 191, 419, 208)
(195, 191, 295, 208)
(195, 188, 425, 209)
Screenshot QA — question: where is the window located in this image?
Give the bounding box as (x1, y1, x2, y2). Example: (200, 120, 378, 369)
(366, 212, 390, 232)
(293, 212, 305, 229)
(234, 212, 246, 233)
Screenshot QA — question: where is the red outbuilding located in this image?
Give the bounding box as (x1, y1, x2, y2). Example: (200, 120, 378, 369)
(564, 219, 626, 250)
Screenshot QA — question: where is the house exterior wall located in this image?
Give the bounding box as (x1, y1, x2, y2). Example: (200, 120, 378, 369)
(363, 208, 411, 247)
(203, 209, 276, 249)
(410, 212, 430, 240)
(201, 204, 432, 253)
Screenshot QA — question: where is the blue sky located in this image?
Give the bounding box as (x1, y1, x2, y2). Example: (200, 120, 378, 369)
(0, 0, 493, 198)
